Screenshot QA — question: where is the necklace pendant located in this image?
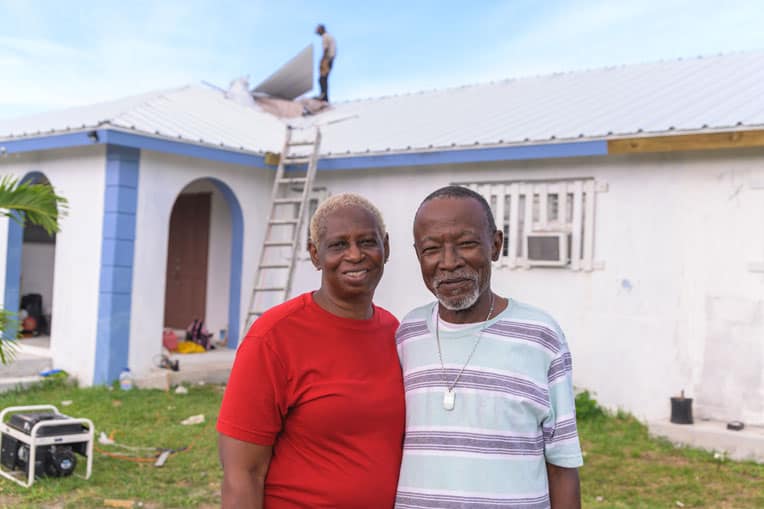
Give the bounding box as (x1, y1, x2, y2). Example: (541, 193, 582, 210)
(443, 389, 455, 411)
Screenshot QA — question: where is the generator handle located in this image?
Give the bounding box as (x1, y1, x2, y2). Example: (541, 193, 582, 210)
(0, 405, 59, 423)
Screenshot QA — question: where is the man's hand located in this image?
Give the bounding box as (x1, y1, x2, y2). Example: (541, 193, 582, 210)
(547, 463, 581, 509)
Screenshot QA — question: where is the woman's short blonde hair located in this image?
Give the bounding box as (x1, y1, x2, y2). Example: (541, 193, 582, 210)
(309, 193, 386, 247)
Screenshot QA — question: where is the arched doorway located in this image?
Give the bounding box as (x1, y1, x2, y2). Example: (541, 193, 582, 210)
(3, 172, 58, 350)
(163, 178, 243, 349)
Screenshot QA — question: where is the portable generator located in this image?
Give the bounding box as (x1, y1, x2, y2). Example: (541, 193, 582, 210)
(0, 405, 93, 488)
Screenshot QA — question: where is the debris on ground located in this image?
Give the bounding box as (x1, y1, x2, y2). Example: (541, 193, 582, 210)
(181, 414, 205, 425)
(98, 431, 115, 445)
(103, 499, 136, 508)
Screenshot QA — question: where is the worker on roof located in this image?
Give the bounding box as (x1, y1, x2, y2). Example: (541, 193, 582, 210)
(315, 24, 336, 102)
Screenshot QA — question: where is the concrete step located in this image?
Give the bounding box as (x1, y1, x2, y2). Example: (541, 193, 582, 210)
(0, 352, 52, 378)
(649, 419, 764, 463)
(0, 375, 45, 393)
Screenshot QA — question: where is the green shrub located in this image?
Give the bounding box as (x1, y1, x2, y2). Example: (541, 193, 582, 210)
(575, 390, 606, 421)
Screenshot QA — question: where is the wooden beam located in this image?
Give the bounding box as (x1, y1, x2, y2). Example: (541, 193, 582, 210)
(264, 151, 281, 166)
(608, 130, 764, 155)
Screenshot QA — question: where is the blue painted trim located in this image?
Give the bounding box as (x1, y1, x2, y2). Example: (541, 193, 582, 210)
(0, 129, 267, 167)
(0, 132, 96, 153)
(3, 130, 609, 172)
(3, 172, 46, 339)
(311, 141, 609, 171)
(208, 179, 244, 348)
(98, 130, 268, 167)
(94, 146, 140, 384)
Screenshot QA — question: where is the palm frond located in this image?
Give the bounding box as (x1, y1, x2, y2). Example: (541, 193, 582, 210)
(0, 309, 19, 364)
(0, 175, 68, 234)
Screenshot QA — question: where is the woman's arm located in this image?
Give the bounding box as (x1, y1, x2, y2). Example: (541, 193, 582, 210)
(219, 434, 273, 509)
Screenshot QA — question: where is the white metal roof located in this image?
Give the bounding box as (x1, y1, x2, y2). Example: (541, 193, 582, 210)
(2, 51, 763, 159)
(310, 50, 764, 156)
(0, 84, 286, 154)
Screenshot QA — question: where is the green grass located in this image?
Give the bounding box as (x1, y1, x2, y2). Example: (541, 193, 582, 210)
(576, 392, 764, 508)
(0, 378, 223, 509)
(0, 383, 761, 508)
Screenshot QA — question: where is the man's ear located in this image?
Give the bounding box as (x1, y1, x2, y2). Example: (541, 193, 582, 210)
(383, 233, 390, 263)
(308, 241, 321, 270)
(491, 228, 503, 262)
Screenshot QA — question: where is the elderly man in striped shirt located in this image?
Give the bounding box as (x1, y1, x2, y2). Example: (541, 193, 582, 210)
(396, 185, 583, 509)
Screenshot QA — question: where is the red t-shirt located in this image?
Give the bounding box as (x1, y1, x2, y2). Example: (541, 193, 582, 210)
(217, 292, 405, 508)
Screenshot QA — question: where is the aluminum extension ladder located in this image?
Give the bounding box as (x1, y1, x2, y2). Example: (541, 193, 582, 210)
(241, 125, 321, 336)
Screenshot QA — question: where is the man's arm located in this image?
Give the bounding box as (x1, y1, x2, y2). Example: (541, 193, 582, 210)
(219, 434, 273, 509)
(547, 463, 581, 509)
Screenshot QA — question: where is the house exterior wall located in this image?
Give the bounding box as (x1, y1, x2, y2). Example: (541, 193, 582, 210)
(129, 150, 272, 376)
(289, 148, 764, 424)
(2, 137, 761, 425)
(0, 146, 106, 384)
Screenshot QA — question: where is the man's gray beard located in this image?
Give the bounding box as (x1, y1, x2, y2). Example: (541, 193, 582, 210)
(436, 285, 480, 311)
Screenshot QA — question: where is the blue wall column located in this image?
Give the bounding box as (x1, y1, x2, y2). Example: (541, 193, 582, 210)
(94, 146, 139, 384)
(3, 213, 23, 340)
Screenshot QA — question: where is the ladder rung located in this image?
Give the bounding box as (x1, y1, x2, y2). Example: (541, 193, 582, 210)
(284, 157, 310, 164)
(273, 198, 303, 204)
(255, 287, 286, 292)
(258, 263, 290, 269)
(288, 141, 316, 147)
(263, 241, 295, 247)
(268, 219, 298, 225)
(277, 178, 307, 184)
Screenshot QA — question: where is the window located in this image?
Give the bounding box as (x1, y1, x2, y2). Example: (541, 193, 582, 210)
(304, 189, 328, 246)
(454, 178, 604, 270)
(286, 186, 328, 251)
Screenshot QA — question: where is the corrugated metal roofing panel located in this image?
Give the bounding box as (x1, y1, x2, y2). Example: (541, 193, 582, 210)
(253, 45, 314, 100)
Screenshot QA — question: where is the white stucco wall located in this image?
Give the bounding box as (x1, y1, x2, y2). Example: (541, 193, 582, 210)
(289, 148, 764, 425)
(20, 242, 55, 315)
(0, 146, 106, 384)
(129, 150, 272, 376)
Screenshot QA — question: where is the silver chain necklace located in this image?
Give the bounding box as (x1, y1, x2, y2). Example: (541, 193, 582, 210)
(435, 293, 495, 411)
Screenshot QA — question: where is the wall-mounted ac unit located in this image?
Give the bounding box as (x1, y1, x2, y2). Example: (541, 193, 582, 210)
(525, 232, 570, 267)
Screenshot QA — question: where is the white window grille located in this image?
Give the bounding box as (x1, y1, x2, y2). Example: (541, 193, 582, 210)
(455, 179, 605, 270)
(286, 186, 329, 254)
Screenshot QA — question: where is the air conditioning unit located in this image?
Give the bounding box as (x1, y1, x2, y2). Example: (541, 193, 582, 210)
(525, 232, 570, 267)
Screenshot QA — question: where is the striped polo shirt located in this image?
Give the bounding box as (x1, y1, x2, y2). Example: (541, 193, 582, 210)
(395, 299, 583, 509)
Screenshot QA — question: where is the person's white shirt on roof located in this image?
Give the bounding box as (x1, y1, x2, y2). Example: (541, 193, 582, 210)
(322, 32, 337, 59)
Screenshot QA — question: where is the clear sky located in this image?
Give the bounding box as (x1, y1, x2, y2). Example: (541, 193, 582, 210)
(2, 0, 764, 119)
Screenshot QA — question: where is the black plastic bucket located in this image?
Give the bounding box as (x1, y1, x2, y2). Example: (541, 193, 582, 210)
(670, 397, 693, 424)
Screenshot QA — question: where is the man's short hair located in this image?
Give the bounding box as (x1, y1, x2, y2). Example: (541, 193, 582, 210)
(416, 185, 497, 234)
(309, 193, 386, 247)
(316, 24, 326, 33)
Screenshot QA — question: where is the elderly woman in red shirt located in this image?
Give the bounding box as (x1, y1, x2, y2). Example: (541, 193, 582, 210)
(217, 193, 404, 509)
